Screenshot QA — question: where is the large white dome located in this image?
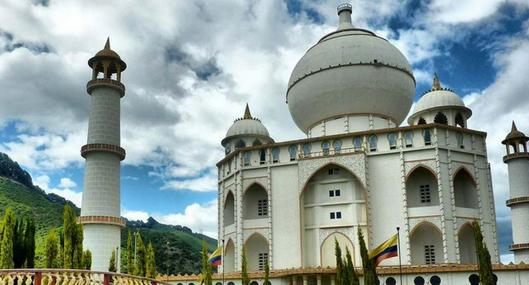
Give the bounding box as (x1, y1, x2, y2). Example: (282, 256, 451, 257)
(286, 4, 415, 133)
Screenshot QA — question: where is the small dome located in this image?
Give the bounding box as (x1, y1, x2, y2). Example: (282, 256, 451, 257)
(222, 104, 272, 146)
(88, 38, 127, 71)
(408, 74, 471, 124)
(502, 121, 528, 144)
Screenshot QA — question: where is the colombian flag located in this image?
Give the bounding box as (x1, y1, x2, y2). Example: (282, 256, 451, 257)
(208, 246, 223, 267)
(369, 234, 398, 266)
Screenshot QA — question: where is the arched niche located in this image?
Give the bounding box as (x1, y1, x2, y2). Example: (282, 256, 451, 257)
(320, 232, 355, 267)
(418, 117, 426, 125)
(434, 112, 448, 125)
(224, 191, 235, 226)
(224, 239, 235, 273)
(458, 223, 477, 264)
(406, 166, 439, 207)
(245, 233, 269, 271)
(410, 222, 443, 265)
(455, 113, 465, 128)
(243, 184, 268, 220)
(453, 168, 478, 209)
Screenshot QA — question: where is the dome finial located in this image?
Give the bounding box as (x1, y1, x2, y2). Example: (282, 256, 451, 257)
(337, 3, 354, 30)
(104, 37, 111, 50)
(432, 73, 442, 90)
(512, 121, 518, 132)
(243, 103, 252, 119)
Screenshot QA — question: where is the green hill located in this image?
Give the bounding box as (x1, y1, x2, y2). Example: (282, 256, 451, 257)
(0, 152, 217, 274)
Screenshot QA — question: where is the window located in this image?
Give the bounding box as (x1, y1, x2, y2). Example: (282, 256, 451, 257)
(456, 132, 464, 149)
(353, 137, 363, 151)
(330, 211, 342, 219)
(404, 131, 413, 147)
(272, 147, 280, 163)
(328, 168, 340, 175)
(434, 112, 448, 125)
(424, 245, 436, 264)
(302, 143, 312, 156)
(289, 145, 297, 161)
(418, 117, 426, 125)
(236, 140, 246, 149)
(243, 152, 251, 166)
(329, 190, 334, 197)
(253, 139, 262, 146)
(420, 184, 431, 203)
(225, 145, 230, 155)
(260, 149, 266, 164)
(258, 252, 269, 271)
(227, 160, 231, 174)
(330, 212, 335, 219)
(329, 189, 341, 197)
(257, 199, 268, 216)
(455, 113, 465, 128)
(423, 129, 432, 146)
(336, 212, 342, 219)
(333, 140, 342, 153)
(369, 135, 378, 152)
(322, 141, 330, 155)
(388, 133, 397, 150)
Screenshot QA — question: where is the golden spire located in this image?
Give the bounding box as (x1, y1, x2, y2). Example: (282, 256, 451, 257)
(243, 103, 252, 119)
(104, 37, 110, 50)
(432, 73, 441, 90)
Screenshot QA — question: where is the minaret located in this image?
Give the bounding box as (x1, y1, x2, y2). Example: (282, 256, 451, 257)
(80, 38, 127, 271)
(502, 121, 529, 263)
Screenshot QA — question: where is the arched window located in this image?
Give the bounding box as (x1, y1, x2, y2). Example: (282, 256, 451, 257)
(322, 141, 330, 155)
(236, 140, 246, 149)
(224, 240, 235, 273)
(289, 145, 297, 161)
(353, 137, 363, 151)
(406, 167, 439, 207)
(418, 117, 427, 125)
(243, 184, 268, 219)
(388, 133, 397, 150)
(434, 112, 448, 124)
(245, 234, 269, 271)
(369, 135, 378, 152)
(272, 147, 280, 163)
(458, 223, 477, 264)
(404, 131, 413, 147)
(243, 152, 251, 166)
(410, 223, 442, 265)
(253, 139, 262, 146)
(302, 143, 312, 156)
(224, 191, 235, 226)
(423, 129, 432, 146)
(259, 149, 266, 164)
(453, 169, 478, 208)
(456, 132, 464, 149)
(333, 140, 342, 153)
(455, 113, 465, 128)
(225, 145, 231, 155)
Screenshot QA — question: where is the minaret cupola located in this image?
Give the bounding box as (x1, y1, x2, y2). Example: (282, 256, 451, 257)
(87, 38, 127, 97)
(502, 121, 529, 161)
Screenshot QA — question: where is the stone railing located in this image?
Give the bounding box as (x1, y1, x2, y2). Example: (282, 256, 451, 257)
(298, 147, 363, 160)
(86, 79, 126, 97)
(81, 143, 126, 161)
(0, 269, 170, 285)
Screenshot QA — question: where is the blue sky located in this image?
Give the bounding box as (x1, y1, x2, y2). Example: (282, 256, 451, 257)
(1, 0, 529, 262)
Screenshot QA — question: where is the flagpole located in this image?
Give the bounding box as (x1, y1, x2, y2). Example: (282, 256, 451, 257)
(222, 239, 225, 285)
(396, 227, 403, 285)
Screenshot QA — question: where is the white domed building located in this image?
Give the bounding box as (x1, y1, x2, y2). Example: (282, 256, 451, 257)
(170, 3, 529, 285)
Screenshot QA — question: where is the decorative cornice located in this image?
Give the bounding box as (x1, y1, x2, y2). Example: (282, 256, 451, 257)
(78, 215, 126, 227)
(510, 243, 529, 251)
(86, 79, 125, 97)
(81, 143, 126, 161)
(506, 196, 529, 207)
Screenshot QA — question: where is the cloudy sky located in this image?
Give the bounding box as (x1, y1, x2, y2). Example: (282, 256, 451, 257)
(1, 0, 528, 262)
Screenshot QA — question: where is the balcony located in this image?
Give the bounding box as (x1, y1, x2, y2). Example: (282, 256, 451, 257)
(87, 79, 125, 97)
(243, 217, 268, 229)
(408, 205, 441, 218)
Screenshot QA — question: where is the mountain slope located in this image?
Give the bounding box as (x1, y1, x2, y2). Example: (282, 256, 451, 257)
(0, 152, 217, 273)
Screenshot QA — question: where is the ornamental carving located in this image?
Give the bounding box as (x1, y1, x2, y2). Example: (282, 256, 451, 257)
(404, 159, 437, 178)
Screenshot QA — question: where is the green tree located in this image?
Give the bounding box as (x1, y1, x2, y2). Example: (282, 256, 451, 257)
(45, 228, 59, 268)
(473, 221, 494, 285)
(0, 208, 15, 268)
(241, 246, 249, 285)
(200, 241, 212, 285)
(109, 249, 117, 272)
(134, 233, 146, 276)
(127, 230, 133, 274)
(62, 205, 76, 268)
(24, 219, 35, 268)
(345, 247, 360, 285)
(358, 228, 378, 285)
(73, 224, 83, 268)
(264, 256, 270, 285)
(146, 242, 156, 278)
(82, 250, 92, 270)
(12, 217, 25, 268)
(335, 239, 343, 285)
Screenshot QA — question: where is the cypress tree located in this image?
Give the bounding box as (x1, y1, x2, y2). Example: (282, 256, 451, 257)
(241, 246, 249, 285)
(0, 208, 15, 269)
(82, 250, 92, 270)
(45, 228, 59, 268)
(264, 256, 270, 285)
(358, 228, 378, 285)
(109, 249, 117, 272)
(146, 242, 156, 278)
(334, 239, 343, 285)
(200, 241, 212, 285)
(134, 233, 146, 276)
(12, 217, 25, 268)
(472, 221, 494, 285)
(24, 219, 35, 268)
(63, 205, 76, 268)
(127, 230, 133, 274)
(73, 224, 83, 269)
(345, 247, 360, 285)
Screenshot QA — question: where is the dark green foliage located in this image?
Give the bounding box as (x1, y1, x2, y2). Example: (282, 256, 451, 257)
(335, 239, 343, 285)
(24, 219, 36, 268)
(126, 230, 133, 274)
(264, 256, 270, 285)
(334, 239, 359, 285)
(62, 205, 75, 268)
(0, 208, 15, 268)
(82, 250, 92, 270)
(472, 221, 494, 285)
(241, 246, 249, 285)
(73, 225, 83, 268)
(134, 233, 146, 276)
(200, 241, 212, 285)
(358, 229, 378, 285)
(12, 218, 35, 268)
(345, 247, 359, 285)
(146, 242, 156, 278)
(0, 153, 33, 189)
(45, 228, 59, 268)
(109, 249, 117, 272)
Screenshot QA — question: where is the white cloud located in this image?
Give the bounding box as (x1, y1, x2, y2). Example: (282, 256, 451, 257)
(122, 209, 150, 222)
(501, 253, 515, 264)
(35, 174, 82, 207)
(162, 174, 217, 193)
(58, 177, 76, 188)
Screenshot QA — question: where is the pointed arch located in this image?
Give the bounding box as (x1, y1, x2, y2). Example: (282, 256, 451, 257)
(224, 238, 235, 272)
(458, 222, 477, 264)
(453, 167, 478, 208)
(244, 232, 269, 271)
(410, 221, 443, 265)
(418, 117, 427, 125)
(320, 232, 355, 267)
(455, 113, 465, 128)
(299, 162, 366, 195)
(224, 191, 235, 226)
(434, 112, 448, 125)
(235, 139, 246, 149)
(406, 166, 439, 207)
(243, 183, 268, 220)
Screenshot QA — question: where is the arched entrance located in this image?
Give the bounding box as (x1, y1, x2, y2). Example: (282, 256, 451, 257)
(320, 232, 355, 267)
(410, 222, 443, 265)
(245, 233, 269, 271)
(224, 239, 235, 272)
(406, 167, 439, 207)
(453, 169, 478, 208)
(458, 223, 477, 264)
(243, 184, 268, 220)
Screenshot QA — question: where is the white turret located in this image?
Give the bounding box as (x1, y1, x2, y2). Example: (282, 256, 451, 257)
(80, 38, 126, 271)
(502, 121, 529, 263)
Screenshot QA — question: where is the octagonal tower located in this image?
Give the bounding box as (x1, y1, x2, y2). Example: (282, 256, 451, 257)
(80, 38, 126, 272)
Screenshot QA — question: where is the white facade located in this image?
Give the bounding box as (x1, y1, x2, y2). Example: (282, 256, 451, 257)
(80, 39, 127, 272)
